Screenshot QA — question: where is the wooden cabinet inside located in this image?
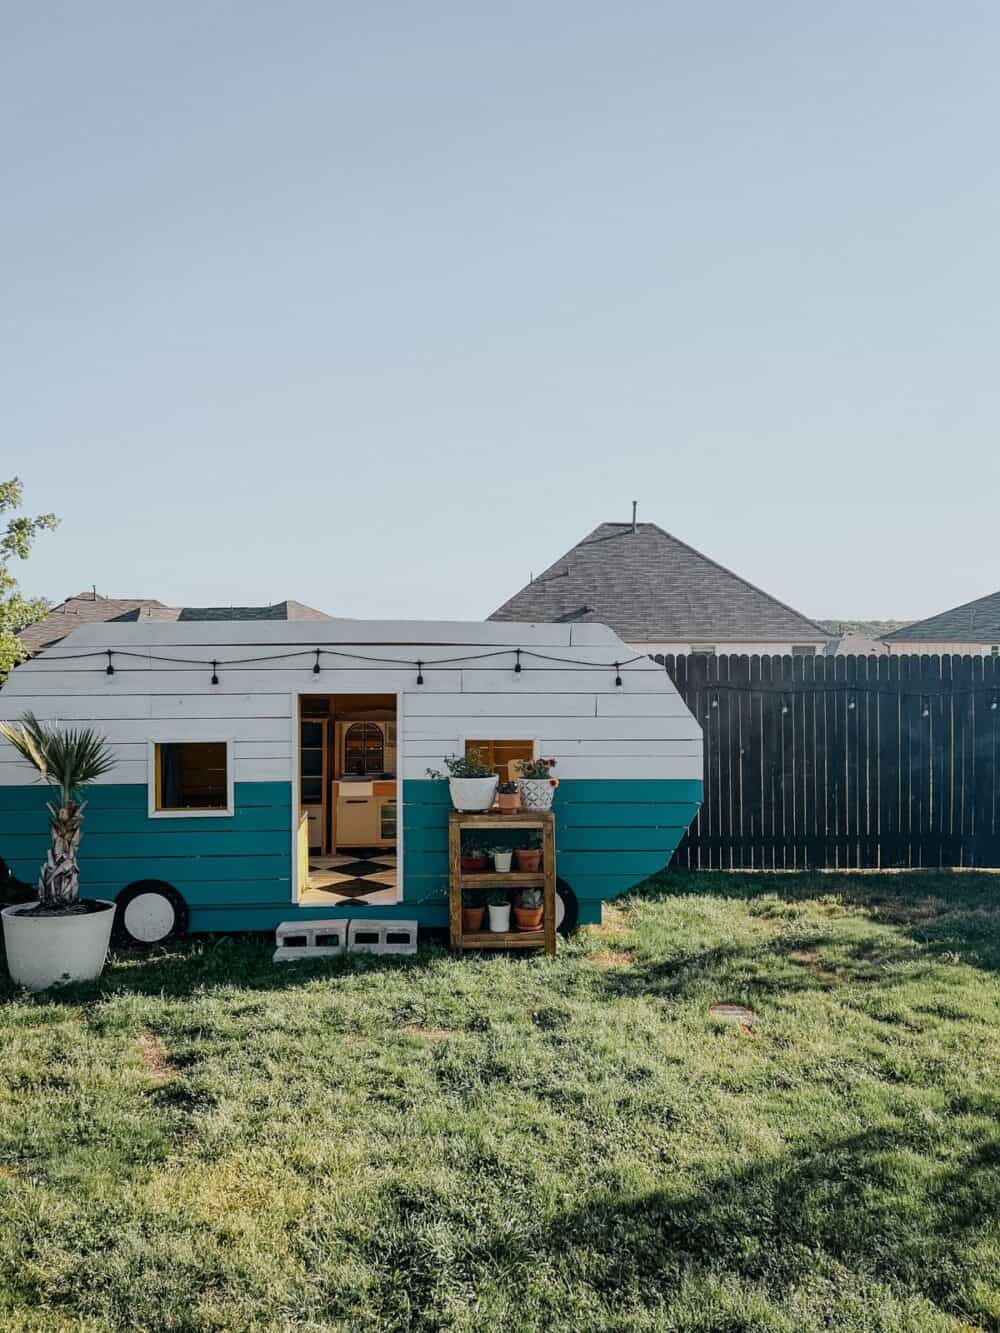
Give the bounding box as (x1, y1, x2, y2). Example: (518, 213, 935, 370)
(448, 810, 556, 956)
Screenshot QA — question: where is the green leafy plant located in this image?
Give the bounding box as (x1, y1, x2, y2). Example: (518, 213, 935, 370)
(496, 780, 519, 794)
(0, 712, 115, 911)
(487, 890, 510, 907)
(426, 750, 495, 780)
(0, 478, 59, 681)
(514, 887, 543, 909)
(519, 757, 557, 780)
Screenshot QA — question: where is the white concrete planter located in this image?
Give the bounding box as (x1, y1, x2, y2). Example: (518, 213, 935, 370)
(2, 900, 115, 992)
(492, 850, 513, 872)
(448, 775, 498, 812)
(488, 904, 511, 932)
(519, 778, 556, 810)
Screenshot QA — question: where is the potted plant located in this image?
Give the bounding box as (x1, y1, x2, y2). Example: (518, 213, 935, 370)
(487, 890, 511, 932)
(513, 832, 542, 872)
(492, 845, 513, 873)
(495, 780, 521, 813)
(513, 886, 544, 931)
(0, 713, 116, 991)
(462, 889, 486, 933)
(518, 756, 559, 810)
(460, 835, 491, 874)
(427, 751, 498, 812)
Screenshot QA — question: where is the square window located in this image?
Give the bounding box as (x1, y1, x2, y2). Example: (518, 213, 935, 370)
(792, 645, 817, 657)
(689, 644, 717, 655)
(153, 741, 230, 813)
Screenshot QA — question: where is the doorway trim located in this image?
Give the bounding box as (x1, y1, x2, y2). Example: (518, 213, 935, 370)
(290, 689, 404, 906)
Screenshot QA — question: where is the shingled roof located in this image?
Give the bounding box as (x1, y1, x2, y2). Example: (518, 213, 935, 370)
(16, 594, 170, 654)
(489, 522, 828, 643)
(883, 589, 1000, 643)
(18, 595, 333, 653)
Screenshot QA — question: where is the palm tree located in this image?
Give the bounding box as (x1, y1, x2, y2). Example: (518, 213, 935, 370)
(0, 712, 115, 910)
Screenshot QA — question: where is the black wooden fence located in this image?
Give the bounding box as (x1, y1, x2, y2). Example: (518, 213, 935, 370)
(658, 653, 1000, 870)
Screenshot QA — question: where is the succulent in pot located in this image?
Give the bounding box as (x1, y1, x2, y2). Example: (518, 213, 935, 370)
(0, 713, 117, 991)
(427, 751, 498, 812)
(461, 889, 486, 933)
(486, 890, 511, 932)
(517, 757, 559, 811)
(513, 886, 544, 931)
(460, 834, 490, 874)
(495, 780, 521, 813)
(513, 831, 542, 873)
(492, 846, 513, 873)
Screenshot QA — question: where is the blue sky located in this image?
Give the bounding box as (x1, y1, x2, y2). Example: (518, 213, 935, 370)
(3, 2, 998, 622)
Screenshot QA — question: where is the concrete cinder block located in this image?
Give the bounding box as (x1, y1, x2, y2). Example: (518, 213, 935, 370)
(273, 918, 348, 962)
(347, 919, 418, 955)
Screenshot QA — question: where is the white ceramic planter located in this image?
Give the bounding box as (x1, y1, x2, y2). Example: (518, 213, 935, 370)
(2, 901, 115, 992)
(448, 775, 498, 812)
(488, 904, 511, 932)
(493, 850, 513, 872)
(519, 778, 555, 810)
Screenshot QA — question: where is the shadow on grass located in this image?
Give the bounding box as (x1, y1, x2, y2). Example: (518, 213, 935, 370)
(471, 1119, 1000, 1322)
(0, 931, 445, 1005)
(635, 868, 1000, 975)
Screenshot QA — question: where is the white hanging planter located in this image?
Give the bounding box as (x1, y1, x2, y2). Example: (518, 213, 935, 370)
(448, 775, 498, 812)
(518, 778, 556, 811)
(2, 900, 115, 992)
(488, 903, 511, 932)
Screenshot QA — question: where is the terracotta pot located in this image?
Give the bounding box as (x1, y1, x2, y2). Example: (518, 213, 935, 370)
(513, 906, 544, 931)
(496, 792, 521, 813)
(461, 854, 490, 873)
(513, 849, 542, 872)
(462, 906, 485, 932)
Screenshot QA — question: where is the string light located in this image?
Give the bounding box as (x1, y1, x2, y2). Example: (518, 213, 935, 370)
(211, 660, 219, 686)
(105, 651, 114, 676)
(416, 661, 424, 686)
(615, 663, 622, 687)
(514, 649, 522, 674)
(313, 650, 321, 675)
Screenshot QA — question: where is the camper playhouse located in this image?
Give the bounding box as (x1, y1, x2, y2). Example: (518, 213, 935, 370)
(0, 620, 703, 954)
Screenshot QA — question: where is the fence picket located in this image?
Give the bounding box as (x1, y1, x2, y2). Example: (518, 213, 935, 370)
(664, 652, 1000, 870)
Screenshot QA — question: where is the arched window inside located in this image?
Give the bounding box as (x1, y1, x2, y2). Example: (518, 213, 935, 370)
(343, 722, 385, 776)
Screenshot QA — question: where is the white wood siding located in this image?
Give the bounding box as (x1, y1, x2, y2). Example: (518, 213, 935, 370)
(0, 621, 703, 786)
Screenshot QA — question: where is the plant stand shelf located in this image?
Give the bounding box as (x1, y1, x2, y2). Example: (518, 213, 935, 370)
(448, 809, 556, 956)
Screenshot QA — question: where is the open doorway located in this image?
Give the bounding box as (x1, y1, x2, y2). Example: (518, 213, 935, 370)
(297, 693, 399, 906)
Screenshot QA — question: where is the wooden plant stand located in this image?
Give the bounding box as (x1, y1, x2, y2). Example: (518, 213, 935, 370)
(448, 810, 556, 956)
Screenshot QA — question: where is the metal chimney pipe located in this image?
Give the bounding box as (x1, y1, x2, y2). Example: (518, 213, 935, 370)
(631, 501, 637, 532)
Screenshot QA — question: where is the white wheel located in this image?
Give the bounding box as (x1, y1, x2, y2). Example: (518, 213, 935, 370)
(115, 881, 188, 946)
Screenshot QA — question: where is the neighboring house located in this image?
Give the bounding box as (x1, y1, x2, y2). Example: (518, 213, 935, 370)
(489, 521, 830, 657)
(16, 591, 333, 656)
(882, 589, 1000, 657)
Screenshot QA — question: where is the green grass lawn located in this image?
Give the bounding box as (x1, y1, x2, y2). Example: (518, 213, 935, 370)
(2, 871, 1000, 1332)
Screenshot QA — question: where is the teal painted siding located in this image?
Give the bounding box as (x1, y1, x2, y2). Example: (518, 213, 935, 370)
(0, 776, 701, 927)
(402, 778, 702, 910)
(0, 781, 292, 907)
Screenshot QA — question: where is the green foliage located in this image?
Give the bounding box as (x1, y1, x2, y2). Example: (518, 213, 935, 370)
(426, 750, 496, 779)
(514, 886, 543, 908)
(0, 478, 58, 680)
(519, 756, 557, 779)
(0, 712, 116, 807)
(0, 872, 998, 1328)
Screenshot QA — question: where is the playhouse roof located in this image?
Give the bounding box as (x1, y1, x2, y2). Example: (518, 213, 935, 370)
(489, 522, 828, 644)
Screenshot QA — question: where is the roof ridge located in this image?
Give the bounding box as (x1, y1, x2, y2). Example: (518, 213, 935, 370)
(592, 521, 829, 637)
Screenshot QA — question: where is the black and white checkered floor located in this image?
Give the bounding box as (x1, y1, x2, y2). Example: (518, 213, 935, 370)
(303, 850, 397, 905)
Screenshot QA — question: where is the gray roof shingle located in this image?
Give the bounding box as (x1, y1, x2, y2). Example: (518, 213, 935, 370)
(883, 590, 1000, 643)
(18, 595, 333, 652)
(489, 522, 828, 642)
